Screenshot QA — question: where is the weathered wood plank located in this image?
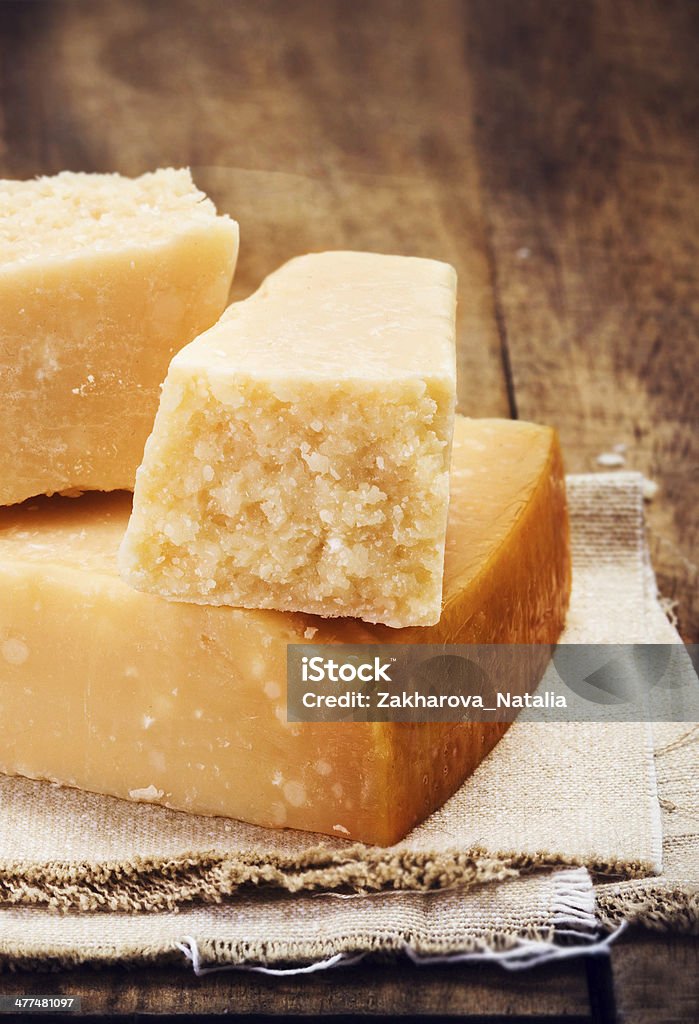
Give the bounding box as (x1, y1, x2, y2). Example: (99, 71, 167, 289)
(464, 0, 699, 640)
(0, 959, 592, 1019)
(611, 933, 699, 1023)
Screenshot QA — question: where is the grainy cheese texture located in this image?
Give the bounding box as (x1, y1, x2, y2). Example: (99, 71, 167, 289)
(0, 418, 570, 845)
(119, 251, 457, 628)
(0, 168, 239, 506)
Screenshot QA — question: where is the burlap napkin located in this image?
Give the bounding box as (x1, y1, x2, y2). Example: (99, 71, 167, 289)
(0, 473, 696, 968)
(0, 868, 599, 969)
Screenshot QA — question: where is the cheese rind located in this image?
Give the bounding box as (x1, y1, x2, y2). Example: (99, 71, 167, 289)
(0, 417, 570, 845)
(119, 252, 457, 627)
(0, 168, 239, 506)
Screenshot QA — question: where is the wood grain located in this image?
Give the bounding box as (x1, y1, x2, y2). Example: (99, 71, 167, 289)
(0, 959, 592, 1020)
(464, 0, 699, 641)
(611, 933, 699, 1023)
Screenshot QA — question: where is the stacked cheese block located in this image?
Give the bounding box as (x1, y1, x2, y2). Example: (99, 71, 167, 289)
(0, 169, 571, 845)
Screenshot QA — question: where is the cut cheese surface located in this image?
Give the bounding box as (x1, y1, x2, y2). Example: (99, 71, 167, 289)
(0, 417, 570, 845)
(119, 252, 457, 628)
(0, 168, 239, 506)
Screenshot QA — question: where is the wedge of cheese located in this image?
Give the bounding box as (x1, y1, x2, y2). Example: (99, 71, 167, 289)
(119, 252, 457, 628)
(0, 418, 570, 845)
(0, 168, 239, 506)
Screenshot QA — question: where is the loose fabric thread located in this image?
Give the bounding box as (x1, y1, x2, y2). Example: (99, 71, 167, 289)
(176, 938, 366, 977)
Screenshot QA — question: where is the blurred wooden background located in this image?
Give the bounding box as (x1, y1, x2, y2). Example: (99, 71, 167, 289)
(0, 0, 697, 1019)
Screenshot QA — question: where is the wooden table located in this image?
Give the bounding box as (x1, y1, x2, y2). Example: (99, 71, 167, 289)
(0, 0, 696, 1019)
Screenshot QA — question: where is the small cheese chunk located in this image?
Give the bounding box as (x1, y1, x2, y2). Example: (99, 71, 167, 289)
(0, 418, 570, 845)
(0, 168, 239, 505)
(119, 252, 457, 627)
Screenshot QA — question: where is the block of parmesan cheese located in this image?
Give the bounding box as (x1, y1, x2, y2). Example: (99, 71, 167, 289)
(119, 251, 457, 628)
(0, 168, 239, 506)
(0, 418, 570, 845)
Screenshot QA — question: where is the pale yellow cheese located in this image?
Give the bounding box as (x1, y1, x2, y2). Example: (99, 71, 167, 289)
(119, 252, 457, 628)
(0, 168, 239, 505)
(0, 418, 570, 845)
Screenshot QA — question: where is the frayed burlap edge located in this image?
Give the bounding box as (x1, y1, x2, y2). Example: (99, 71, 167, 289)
(0, 845, 655, 913)
(0, 928, 555, 973)
(596, 884, 699, 935)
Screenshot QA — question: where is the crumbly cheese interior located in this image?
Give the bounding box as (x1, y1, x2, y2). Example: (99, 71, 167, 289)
(123, 373, 452, 626)
(120, 252, 457, 627)
(0, 168, 222, 264)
